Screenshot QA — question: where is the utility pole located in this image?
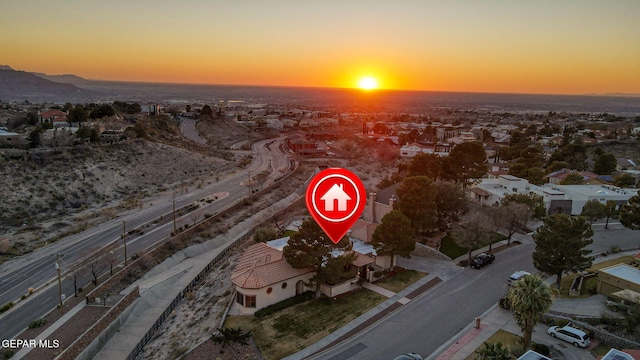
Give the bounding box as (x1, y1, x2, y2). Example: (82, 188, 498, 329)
(55, 254, 63, 314)
(122, 220, 128, 266)
(172, 191, 177, 234)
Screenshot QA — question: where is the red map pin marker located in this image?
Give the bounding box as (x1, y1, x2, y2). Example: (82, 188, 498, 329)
(306, 168, 366, 244)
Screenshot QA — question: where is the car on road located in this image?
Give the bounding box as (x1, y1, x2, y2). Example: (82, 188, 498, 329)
(470, 252, 495, 269)
(393, 353, 422, 360)
(548, 324, 590, 347)
(508, 270, 531, 285)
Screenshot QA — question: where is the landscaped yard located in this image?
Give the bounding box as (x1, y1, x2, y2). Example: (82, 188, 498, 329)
(376, 269, 427, 293)
(440, 232, 508, 260)
(224, 289, 387, 360)
(558, 255, 635, 297)
(464, 329, 523, 360)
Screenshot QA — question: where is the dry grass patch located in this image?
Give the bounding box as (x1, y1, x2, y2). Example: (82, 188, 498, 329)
(225, 289, 386, 360)
(376, 269, 427, 293)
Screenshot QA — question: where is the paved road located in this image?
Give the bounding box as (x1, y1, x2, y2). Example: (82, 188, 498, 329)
(0, 137, 291, 341)
(311, 243, 537, 360)
(179, 117, 207, 145)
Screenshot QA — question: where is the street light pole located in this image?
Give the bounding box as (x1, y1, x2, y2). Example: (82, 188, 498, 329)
(55, 254, 63, 314)
(122, 221, 128, 266)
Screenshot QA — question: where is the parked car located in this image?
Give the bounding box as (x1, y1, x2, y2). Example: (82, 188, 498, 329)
(548, 324, 590, 347)
(508, 270, 531, 285)
(393, 353, 422, 360)
(470, 253, 495, 269)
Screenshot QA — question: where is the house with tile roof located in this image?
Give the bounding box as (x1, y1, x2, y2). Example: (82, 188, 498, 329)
(39, 109, 68, 125)
(230, 242, 315, 315)
(230, 236, 384, 315)
(547, 168, 612, 185)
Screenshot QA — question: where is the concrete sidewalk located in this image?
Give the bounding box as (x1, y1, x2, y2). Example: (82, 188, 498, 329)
(13, 300, 86, 359)
(428, 304, 593, 360)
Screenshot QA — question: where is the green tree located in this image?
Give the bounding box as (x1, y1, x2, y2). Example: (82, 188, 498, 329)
(89, 104, 115, 119)
(532, 214, 593, 289)
(68, 104, 87, 125)
(593, 153, 617, 175)
(507, 274, 552, 352)
(395, 176, 438, 234)
(283, 218, 353, 298)
(407, 152, 442, 180)
(546, 160, 569, 173)
(371, 210, 415, 269)
(253, 227, 277, 243)
(433, 181, 468, 231)
(614, 173, 637, 188)
(580, 199, 607, 224)
(475, 341, 512, 360)
(200, 104, 213, 118)
(443, 141, 487, 188)
(620, 194, 640, 230)
(560, 172, 585, 185)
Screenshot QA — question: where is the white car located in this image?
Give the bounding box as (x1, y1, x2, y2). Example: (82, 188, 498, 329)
(393, 353, 422, 360)
(548, 324, 590, 347)
(508, 270, 531, 285)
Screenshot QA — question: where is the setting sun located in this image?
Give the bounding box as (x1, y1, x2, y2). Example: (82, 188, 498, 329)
(357, 77, 379, 91)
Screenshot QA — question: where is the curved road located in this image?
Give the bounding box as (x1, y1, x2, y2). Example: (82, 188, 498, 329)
(0, 137, 291, 341)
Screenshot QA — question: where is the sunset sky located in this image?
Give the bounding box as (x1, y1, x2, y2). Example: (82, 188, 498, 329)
(1, 0, 639, 94)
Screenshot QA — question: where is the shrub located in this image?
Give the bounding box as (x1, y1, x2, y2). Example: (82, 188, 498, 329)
(0, 302, 14, 314)
(499, 297, 511, 310)
(532, 343, 550, 356)
(254, 291, 314, 318)
(28, 318, 47, 329)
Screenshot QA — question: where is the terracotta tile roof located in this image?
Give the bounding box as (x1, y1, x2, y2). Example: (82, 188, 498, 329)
(469, 187, 490, 196)
(40, 109, 68, 118)
(352, 252, 375, 267)
(231, 243, 313, 289)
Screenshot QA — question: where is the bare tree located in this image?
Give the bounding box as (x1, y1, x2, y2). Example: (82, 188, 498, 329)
(40, 127, 74, 151)
(452, 209, 491, 264)
(188, 206, 202, 227)
(67, 263, 86, 297)
(497, 203, 531, 244)
(88, 253, 107, 286)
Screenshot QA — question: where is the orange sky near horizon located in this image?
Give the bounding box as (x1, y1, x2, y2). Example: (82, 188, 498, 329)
(1, 1, 639, 95)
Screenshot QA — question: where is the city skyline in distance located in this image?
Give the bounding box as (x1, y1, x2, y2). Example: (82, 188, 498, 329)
(1, 1, 639, 96)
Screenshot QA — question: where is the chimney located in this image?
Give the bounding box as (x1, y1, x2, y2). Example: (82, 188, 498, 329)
(389, 195, 396, 209)
(368, 192, 377, 222)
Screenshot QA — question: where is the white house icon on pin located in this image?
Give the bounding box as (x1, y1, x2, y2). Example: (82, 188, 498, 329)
(320, 183, 351, 211)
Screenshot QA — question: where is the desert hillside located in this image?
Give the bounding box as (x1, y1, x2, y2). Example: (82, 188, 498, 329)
(0, 139, 239, 254)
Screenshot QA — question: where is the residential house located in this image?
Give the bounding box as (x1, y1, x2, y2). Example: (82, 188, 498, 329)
(597, 263, 640, 302)
(400, 142, 449, 158)
(597, 349, 638, 360)
(286, 134, 316, 153)
(39, 109, 68, 125)
(471, 174, 639, 215)
(230, 237, 380, 315)
(616, 158, 637, 171)
(547, 168, 613, 185)
(0, 129, 29, 149)
(230, 242, 315, 315)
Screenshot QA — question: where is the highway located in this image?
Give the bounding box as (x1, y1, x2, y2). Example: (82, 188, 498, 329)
(0, 137, 291, 342)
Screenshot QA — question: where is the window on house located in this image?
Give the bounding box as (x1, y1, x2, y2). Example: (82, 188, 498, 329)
(236, 292, 244, 306)
(245, 295, 256, 308)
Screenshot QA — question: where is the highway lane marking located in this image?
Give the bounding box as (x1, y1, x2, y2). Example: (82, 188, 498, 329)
(40, 296, 52, 305)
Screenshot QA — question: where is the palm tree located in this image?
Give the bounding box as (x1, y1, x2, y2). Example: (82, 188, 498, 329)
(475, 341, 512, 360)
(507, 274, 552, 352)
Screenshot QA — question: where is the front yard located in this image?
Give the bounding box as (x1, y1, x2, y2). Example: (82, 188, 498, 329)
(225, 288, 386, 360)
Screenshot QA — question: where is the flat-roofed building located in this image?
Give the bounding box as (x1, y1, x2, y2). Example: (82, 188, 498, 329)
(597, 264, 640, 300)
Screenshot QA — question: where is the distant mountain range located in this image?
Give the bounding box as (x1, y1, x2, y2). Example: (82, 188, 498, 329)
(0, 65, 94, 102)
